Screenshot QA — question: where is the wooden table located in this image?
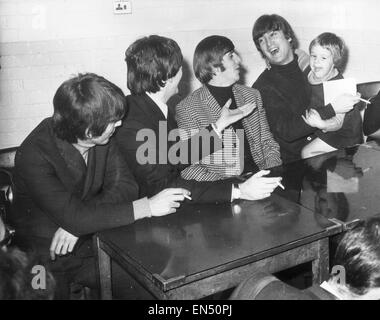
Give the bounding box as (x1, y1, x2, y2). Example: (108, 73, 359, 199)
(95, 193, 341, 300)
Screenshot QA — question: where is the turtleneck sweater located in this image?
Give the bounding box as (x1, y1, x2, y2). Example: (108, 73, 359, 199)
(206, 83, 259, 174)
(253, 55, 335, 164)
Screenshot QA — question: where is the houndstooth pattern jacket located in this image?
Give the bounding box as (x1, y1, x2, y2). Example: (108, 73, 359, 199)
(176, 84, 282, 181)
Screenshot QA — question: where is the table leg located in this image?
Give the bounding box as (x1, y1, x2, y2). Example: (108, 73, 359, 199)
(95, 236, 113, 300)
(311, 238, 329, 284)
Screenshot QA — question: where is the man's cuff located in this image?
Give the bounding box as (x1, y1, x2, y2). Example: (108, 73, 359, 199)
(231, 183, 241, 202)
(133, 197, 152, 220)
(211, 123, 223, 138)
(320, 103, 336, 119)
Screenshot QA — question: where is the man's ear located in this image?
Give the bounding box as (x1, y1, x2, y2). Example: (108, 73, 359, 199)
(212, 66, 221, 76)
(85, 128, 92, 139)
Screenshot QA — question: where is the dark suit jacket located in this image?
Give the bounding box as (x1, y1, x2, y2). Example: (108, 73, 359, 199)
(11, 118, 139, 241)
(115, 94, 232, 202)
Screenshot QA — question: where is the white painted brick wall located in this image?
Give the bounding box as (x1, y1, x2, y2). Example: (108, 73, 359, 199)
(1, 0, 380, 148)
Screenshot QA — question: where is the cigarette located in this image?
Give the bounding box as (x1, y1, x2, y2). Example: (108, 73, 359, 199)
(359, 98, 371, 104)
(277, 181, 285, 190)
(184, 194, 192, 200)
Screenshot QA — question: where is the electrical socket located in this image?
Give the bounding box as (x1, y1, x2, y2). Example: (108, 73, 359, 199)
(114, 1, 132, 14)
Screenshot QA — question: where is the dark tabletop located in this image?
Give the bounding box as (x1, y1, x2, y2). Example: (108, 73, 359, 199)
(272, 142, 380, 226)
(98, 193, 339, 285)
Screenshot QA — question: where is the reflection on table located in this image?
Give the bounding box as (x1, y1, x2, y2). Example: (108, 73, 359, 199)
(274, 142, 380, 229)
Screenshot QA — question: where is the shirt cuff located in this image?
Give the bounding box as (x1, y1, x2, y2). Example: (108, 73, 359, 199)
(231, 184, 241, 202)
(132, 197, 152, 220)
(211, 123, 223, 138)
(321, 103, 336, 119)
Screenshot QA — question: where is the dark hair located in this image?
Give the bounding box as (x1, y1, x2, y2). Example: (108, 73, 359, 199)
(125, 35, 183, 95)
(193, 35, 235, 84)
(52, 73, 126, 143)
(334, 216, 380, 295)
(309, 32, 345, 70)
(0, 247, 55, 299)
(252, 14, 298, 57)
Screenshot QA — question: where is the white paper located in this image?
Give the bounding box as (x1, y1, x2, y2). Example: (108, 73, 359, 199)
(323, 78, 357, 105)
(327, 170, 359, 193)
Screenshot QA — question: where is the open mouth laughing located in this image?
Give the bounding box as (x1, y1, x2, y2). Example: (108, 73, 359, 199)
(269, 47, 279, 56)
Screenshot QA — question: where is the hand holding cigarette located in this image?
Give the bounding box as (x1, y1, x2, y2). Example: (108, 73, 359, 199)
(239, 170, 282, 201)
(277, 181, 285, 190)
(358, 97, 371, 104)
(184, 194, 192, 200)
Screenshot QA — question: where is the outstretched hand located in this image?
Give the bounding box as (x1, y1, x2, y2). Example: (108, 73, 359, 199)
(215, 99, 256, 132)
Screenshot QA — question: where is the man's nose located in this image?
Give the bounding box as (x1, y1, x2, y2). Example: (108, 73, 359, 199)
(234, 54, 242, 64)
(264, 35, 273, 47)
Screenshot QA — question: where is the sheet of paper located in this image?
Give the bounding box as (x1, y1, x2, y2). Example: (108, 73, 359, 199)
(323, 78, 357, 105)
(327, 170, 359, 193)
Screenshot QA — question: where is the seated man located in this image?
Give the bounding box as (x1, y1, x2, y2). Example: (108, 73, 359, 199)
(252, 14, 359, 164)
(10, 73, 190, 299)
(115, 35, 282, 203)
(177, 35, 281, 181)
(231, 215, 380, 300)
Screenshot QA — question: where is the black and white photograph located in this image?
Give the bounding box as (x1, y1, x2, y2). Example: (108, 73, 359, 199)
(1, 0, 380, 306)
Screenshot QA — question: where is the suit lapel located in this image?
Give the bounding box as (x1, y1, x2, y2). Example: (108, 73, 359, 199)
(140, 94, 167, 129)
(81, 147, 96, 199)
(167, 108, 177, 131)
(54, 136, 87, 194)
(200, 86, 221, 123)
(233, 85, 245, 109)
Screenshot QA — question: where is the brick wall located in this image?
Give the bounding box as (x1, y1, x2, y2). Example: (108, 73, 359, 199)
(1, 0, 380, 148)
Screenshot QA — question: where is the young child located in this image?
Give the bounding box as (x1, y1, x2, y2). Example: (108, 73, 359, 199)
(301, 33, 362, 158)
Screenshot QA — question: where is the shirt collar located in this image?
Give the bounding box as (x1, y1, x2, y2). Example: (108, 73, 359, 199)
(146, 92, 168, 119)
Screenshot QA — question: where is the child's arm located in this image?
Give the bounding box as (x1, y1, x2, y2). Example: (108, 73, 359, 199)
(302, 108, 344, 132)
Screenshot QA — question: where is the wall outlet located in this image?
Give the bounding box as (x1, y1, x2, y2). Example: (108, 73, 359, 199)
(114, 1, 132, 14)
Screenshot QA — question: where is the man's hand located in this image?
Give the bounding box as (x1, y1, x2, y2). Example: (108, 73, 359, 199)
(331, 93, 360, 114)
(302, 108, 326, 129)
(239, 170, 282, 200)
(50, 227, 78, 260)
(148, 188, 191, 216)
(215, 99, 256, 132)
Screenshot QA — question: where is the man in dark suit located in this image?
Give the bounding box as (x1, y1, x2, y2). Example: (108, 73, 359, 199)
(11, 73, 190, 298)
(115, 35, 282, 203)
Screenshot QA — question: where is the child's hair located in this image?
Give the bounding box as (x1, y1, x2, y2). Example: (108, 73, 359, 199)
(309, 32, 345, 70)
